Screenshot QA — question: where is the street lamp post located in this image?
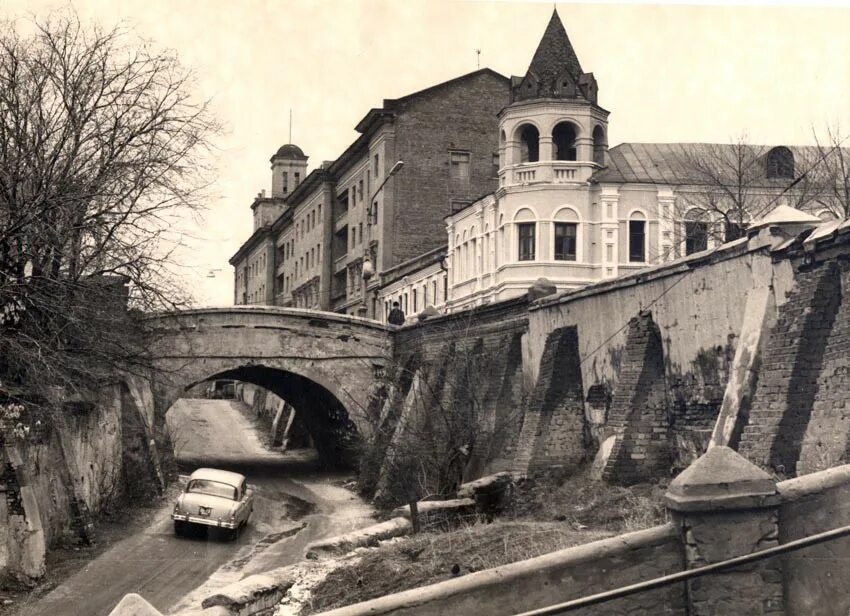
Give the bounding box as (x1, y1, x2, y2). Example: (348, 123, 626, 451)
(361, 160, 404, 317)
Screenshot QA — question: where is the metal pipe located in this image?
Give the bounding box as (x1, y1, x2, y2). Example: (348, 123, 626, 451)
(513, 522, 850, 616)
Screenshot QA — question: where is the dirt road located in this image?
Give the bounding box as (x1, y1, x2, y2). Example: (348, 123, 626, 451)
(15, 398, 372, 616)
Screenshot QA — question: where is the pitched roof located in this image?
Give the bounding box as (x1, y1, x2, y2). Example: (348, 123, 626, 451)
(527, 9, 583, 88)
(592, 142, 838, 186)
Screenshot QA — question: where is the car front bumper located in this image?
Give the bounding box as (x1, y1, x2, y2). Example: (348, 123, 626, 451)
(172, 513, 238, 529)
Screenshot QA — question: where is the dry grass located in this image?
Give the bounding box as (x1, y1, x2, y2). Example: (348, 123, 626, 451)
(516, 467, 669, 533)
(301, 520, 613, 615)
(302, 466, 669, 615)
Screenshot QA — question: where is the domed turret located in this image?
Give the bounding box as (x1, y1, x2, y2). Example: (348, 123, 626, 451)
(272, 143, 308, 161)
(270, 143, 308, 198)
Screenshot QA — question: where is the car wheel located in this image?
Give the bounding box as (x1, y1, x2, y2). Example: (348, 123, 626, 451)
(174, 521, 187, 536)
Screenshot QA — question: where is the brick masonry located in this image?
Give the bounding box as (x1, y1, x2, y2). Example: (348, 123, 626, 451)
(390, 71, 509, 266)
(602, 311, 672, 485)
(797, 260, 850, 474)
(513, 326, 587, 474)
(738, 261, 842, 474)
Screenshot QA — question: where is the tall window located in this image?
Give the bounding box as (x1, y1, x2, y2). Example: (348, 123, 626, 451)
(518, 223, 536, 261)
(519, 125, 540, 163)
(554, 222, 577, 261)
(629, 219, 646, 263)
(685, 221, 709, 255)
(450, 151, 471, 179)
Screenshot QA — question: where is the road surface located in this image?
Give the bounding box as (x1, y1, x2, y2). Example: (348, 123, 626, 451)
(15, 398, 373, 616)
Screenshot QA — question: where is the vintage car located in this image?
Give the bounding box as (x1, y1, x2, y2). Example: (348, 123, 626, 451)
(172, 468, 254, 539)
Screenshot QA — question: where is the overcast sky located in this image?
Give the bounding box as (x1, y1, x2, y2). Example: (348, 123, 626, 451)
(3, 0, 850, 306)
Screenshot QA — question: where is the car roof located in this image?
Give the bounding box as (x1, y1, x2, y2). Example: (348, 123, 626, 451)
(189, 468, 246, 486)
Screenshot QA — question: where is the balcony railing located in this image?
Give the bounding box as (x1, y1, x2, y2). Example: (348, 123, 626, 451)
(504, 161, 587, 187)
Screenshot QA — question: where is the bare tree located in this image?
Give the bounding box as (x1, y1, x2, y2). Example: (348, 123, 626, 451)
(806, 125, 850, 218)
(662, 137, 823, 258)
(352, 315, 524, 529)
(0, 11, 218, 400)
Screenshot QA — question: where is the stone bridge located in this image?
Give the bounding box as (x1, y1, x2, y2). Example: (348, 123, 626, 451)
(144, 307, 393, 466)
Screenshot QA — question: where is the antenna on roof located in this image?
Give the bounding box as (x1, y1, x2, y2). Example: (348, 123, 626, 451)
(289, 108, 292, 143)
(475, 49, 481, 69)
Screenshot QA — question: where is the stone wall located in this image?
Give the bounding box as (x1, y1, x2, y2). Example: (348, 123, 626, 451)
(374, 298, 528, 501)
(1, 377, 163, 583)
(601, 312, 672, 485)
(518, 241, 788, 482)
(738, 260, 842, 474)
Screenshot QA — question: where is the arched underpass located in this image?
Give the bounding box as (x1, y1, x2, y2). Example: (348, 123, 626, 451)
(187, 365, 357, 467)
(145, 307, 393, 468)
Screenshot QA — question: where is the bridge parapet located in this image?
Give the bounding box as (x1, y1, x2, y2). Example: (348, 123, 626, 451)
(144, 307, 393, 466)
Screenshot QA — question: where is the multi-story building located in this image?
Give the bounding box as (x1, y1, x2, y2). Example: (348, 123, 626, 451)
(374, 9, 844, 318)
(230, 69, 511, 316)
(235, 9, 845, 322)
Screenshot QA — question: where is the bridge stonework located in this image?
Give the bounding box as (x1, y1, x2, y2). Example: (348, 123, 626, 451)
(145, 307, 392, 465)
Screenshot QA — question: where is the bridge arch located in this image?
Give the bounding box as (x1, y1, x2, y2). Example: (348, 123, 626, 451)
(146, 307, 393, 467)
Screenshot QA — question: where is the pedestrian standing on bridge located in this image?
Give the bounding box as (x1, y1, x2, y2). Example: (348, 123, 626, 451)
(388, 301, 405, 326)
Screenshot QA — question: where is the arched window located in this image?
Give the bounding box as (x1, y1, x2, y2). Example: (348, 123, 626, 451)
(628, 211, 647, 263)
(592, 125, 606, 166)
(515, 208, 536, 261)
(553, 208, 580, 261)
(518, 124, 540, 163)
(766, 146, 794, 179)
(553, 122, 578, 161)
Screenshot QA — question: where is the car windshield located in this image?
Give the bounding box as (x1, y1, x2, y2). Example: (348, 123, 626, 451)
(186, 479, 237, 500)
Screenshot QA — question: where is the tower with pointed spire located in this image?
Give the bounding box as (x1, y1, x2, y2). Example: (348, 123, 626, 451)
(498, 9, 608, 186)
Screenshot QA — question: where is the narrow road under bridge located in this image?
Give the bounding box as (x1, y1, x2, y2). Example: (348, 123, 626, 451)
(14, 398, 374, 616)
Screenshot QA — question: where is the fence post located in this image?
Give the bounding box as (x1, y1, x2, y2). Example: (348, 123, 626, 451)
(665, 446, 784, 615)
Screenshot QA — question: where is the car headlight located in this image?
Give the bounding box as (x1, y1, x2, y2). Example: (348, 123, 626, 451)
(173, 503, 182, 514)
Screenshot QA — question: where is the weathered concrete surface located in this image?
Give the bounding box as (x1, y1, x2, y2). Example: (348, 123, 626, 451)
(146, 307, 392, 465)
(709, 285, 776, 449)
(666, 447, 783, 615)
(311, 525, 685, 616)
(201, 567, 294, 614)
(308, 517, 412, 555)
(779, 465, 850, 616)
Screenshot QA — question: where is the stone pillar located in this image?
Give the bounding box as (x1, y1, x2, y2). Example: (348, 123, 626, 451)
(665, 446, 783, 615)
(575, 136, 593, 162)
(538, 136, 555, 162)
